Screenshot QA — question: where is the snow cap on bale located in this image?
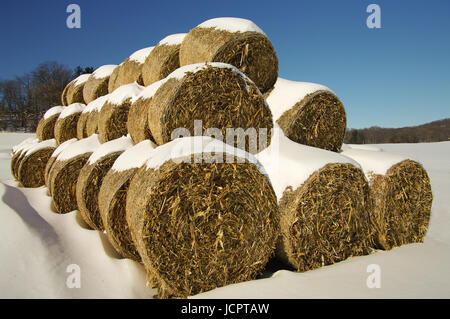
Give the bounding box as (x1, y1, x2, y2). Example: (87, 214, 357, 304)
(126, 136, 278, 298)
(11, 138, 39, 180)
(45, 138, 77, 192)
(78, 94, 109, 139)
(265, 78, 346, 152)
(340, 148, 433, 250)
(76, 135, 134, 230)
(98, 82, 144, 143)
(99, 139, 155, 260)
(142, 33, 187, 86)
(37, 106, 65, 141)
(108, 47, 154, 93)
(17, 139, 57, 188)
(50, 134, 101, 214)
(54, 103, 85, 144)
(256, 126, 371, 272)
(180, 17, 278, 93)
(66, 74, 91, 104)
(147, 62, 273, 153)
(83, 64, 117, 104)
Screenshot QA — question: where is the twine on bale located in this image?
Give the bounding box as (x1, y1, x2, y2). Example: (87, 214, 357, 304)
(66, 74, 91, 104)
(265, 78, 346, 152)
(77, 95, 109, 139)
(340, 147, 433, 250)
(179, 17, 278, 93)
(36, 106, 65, 141)
(256, 127, 371, 272)
(98, 140, 155, 260)
(126, 136, 279, 298)
(82, 65, 117, 104)
(54, 103, 85, 144)
(76, 135, 134, 230)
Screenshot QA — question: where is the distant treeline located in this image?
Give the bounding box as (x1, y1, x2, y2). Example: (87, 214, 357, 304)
(0, 62, 92, 132)
(344, 118, 450, 144)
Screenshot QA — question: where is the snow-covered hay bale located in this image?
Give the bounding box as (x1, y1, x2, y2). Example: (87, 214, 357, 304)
(50, 135, 101, 214)
(148, 63, 273, 152)
(82, 65, 117, 104)
(142, 34, 186, 86)
(66, 74, 91, 104)
(126, 136, 279, 298)
(61, 80, 74, 106)
(257, 128, 371, 272)
(17, 139, 57, 188)
(76, 136, 134, 230)
(108, 47, 154, 93)
(127, 80, 164, 144)
(45, 138, 77, 194)
(11, 137, 39, 180)
(54, 103, 85, 144)
(180, 18, 278, 93)
(340, 148, 433, 250)
(36, 106, 65, 141)
(99, 140, 154, 260)
(77, 95, 109, 139)
(98, 83, 144, 143)
(265, 78, 346, 152)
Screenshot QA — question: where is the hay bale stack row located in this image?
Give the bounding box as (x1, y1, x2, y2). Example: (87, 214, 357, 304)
(340, 146, 433, 250)
(36, 106, 64, 141)
(83, 65, 117, 104)
(54, 103, 85, 144)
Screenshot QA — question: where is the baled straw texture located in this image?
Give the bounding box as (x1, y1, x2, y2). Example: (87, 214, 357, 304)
(340, 147, 433, 250)
(11, 137, 39, 180)
(108, 47, 154, 93)
(142, 33, 186, 86)
(98, 140, 155, 260)
(45, 138, 77, 194)
(265, 78, 346, 152)
(82, 65, 117, 104)
(77, 95, 109, 139)
(17, 139, 56, 188)
(179, 18, 278, 93)
(61, 80, 74, 106)
(76, 136, 134, 230)
(126, 136, 279, 298)
(257, 128, 371, 272)
(50, 134, 101, 214)
(98, 83, 144, 143)
(66, 74, 91, 104)
(54, 103, 85, 144)
(36, 106, 65, 141)
(148, 63, 273, 153)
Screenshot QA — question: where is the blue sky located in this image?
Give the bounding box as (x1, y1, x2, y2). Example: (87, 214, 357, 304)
(0, 0, 449, 129)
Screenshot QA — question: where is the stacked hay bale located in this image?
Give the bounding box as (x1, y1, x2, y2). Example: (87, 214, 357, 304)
(99, 139, 155, 260)
(66, 74, 91, 104)
(83, 65, 117, 104)
(76, 135, 134, 230)
(256, 127, 371, 272)
(77, 95, 109, 139)
(340, 147, 433, 250)
(108, 47, 154, 93)
(265, 78, 346, 152)
(147, 62, 273, 152)
(126, 136, 279, 298)
(61, 80, 74, 106)
(36, 106, 65, 141)
(11, 137, 39, 180)
(54, 103, 85, 144)
(98, 83, 144, 143)
(17, 139, 57, 187)
(142, 33, 186, 86)
(180, 17, 278, 93)
(49, 134, 101, 214)
(45, 138, 77, 194)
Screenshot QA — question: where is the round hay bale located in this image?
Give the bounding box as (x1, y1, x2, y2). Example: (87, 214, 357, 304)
(147, 63, 273, 153)
(256, 127, 371, 272)
(265, 78, 346, 152)
(98, 140, 155, 260)
(76, 136, 134, 230)
(54, 103, 85, 144)
(126, 136, 279, 298)
(340, 148, 433, 250)
(77, 95, 109, 139)
(98, 83, 144, 143)
(82, 65, 117, 104)
(61, 80, 75, 106)
(36, 106, 65, 141)
(180, 18, 278, 93)
(142, 33, 186, 86)
(45, 138, 77, 194)
(66, 74, 91, 104)
(17, 139, 57, 187)
(50, 134, 101, 214)
(127, 80, 164, 144)
(11, 137, 39, 180)
(108, 47, 154, 93)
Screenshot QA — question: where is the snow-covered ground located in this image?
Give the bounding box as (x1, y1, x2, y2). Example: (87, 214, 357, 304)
(1, 132, 449, 298)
